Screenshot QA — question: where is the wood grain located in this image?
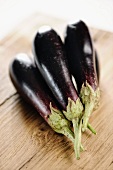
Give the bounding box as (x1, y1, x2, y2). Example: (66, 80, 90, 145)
(0, 13, 113, 170)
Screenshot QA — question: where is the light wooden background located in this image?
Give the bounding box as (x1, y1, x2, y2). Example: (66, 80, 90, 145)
(0, 13, 113, 170)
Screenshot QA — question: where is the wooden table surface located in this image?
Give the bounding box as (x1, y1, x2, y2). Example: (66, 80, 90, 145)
(0, 13, 113, 170)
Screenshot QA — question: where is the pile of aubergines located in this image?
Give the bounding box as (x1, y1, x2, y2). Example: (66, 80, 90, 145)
(9, 20, 100, 159)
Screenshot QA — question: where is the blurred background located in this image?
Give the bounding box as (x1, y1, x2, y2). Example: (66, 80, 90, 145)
(0, 0, 113, 40)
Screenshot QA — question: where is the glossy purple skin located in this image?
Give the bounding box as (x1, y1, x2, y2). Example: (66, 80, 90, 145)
(65, 21, 98, 93)
(33, 28, 78, 110)
(9, 54, 59, 121)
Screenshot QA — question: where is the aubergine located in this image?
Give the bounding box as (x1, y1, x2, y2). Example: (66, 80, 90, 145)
(64, 20, 100, 132)
(33, 26, 84, 159)
(9, 53, 75, 142)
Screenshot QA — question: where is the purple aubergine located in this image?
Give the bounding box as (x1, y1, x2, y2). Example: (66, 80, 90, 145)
(9, 53, 75, 142)
(33, 26, 84, 159)
(64, 20, 100, 132)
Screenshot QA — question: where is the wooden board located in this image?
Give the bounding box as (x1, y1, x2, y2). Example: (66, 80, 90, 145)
(0, 13, 113, 170)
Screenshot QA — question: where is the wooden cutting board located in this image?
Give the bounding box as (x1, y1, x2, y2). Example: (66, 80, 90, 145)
(0, 13, 113, 170)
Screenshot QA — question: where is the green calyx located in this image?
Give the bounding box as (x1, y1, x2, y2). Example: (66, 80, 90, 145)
(80, 81, 100, 109)
(80, 81, 100, 131)
(62, 98, 83, 159)
(48, 103, 74, 142)
(63, 98, 84, 121)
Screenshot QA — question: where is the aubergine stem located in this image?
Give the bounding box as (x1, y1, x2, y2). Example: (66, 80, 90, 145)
(80, 144, 84, 152)
(9, 53, 75, 143)
(72, 117, 83, 159)
(33, 26, 84, 158)
(62, 97, 83, 157)
(87, 123, 97, 135)
(72, 75, 97, 135)
(80, 81, 100, 132)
